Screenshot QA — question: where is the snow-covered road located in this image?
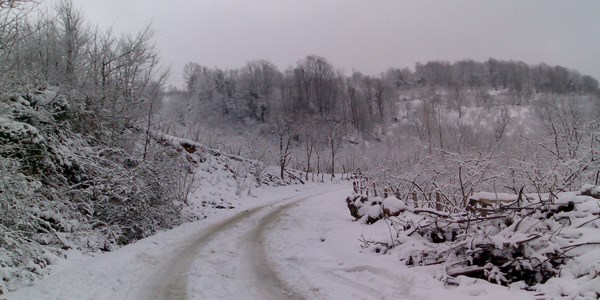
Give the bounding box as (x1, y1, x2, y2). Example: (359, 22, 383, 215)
(137, 197, 308, 300)
(6, 184, 535, 300)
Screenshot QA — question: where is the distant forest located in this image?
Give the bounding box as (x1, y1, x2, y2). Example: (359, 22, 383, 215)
(166, 56, 599, 137)
(165, 55, 600, 195)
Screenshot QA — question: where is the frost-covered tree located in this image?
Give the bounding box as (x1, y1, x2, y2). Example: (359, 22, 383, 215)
(239, 60, 280, 122)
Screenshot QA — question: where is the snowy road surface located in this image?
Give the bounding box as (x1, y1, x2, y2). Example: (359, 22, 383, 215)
(137, 199, 306, 300)
(6, 185, 535, 300)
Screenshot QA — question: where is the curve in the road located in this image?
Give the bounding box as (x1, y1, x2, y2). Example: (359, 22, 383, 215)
(139, 195, 318, 300)
(138, 204, 268, 300)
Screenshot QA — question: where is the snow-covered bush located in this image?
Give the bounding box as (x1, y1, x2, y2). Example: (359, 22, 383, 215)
(0, 89, 193, 293)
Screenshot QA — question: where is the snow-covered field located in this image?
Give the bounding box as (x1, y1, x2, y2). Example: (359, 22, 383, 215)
(6, 183, 537, 300)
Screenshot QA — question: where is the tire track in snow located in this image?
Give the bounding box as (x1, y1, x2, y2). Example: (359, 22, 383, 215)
(138, 204, 268, 300)
(242, 200, 306, 300)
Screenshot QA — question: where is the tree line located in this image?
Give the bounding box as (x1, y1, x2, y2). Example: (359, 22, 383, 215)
(169, 55, 598, 133)
(164, 54, 599, 182)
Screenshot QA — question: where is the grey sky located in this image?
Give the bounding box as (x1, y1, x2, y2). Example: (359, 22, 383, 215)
(64, 0, 600, 87)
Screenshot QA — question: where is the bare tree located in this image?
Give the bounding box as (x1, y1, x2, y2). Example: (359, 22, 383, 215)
(293, 55, 338, 118)
(301, 118, 320, 181)
(373, 77, 388, 122)
(0, 1, 35, 50)
(0, 0, 37, 87)
(273, 119, 294, 180)
(494, 106, 511, 142)
(55, 0, 88, 86)
(326, 121, 343, 179)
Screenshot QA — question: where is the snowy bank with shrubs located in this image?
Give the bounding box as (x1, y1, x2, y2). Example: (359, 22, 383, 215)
(347, 184, 600, 299)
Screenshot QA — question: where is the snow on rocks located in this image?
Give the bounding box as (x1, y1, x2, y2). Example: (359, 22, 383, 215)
(346, 194, 408, 224)
(382, 195, 409, 216)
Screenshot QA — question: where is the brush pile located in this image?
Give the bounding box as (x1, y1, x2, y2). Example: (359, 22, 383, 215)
(349, 185, 600, 298)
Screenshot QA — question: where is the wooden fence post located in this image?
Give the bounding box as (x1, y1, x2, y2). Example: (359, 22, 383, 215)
(372, 182, 378, 197)
(412, 192, 418, 208)
(428, 192, 432, 208)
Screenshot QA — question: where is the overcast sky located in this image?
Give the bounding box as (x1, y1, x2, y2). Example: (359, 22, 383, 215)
(57, 0, 600, 87)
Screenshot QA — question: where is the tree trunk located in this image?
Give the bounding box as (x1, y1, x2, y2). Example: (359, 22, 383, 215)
(142, 101, 154, 161)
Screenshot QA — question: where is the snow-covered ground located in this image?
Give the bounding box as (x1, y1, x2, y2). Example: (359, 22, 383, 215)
(6, 184, 536, 300)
